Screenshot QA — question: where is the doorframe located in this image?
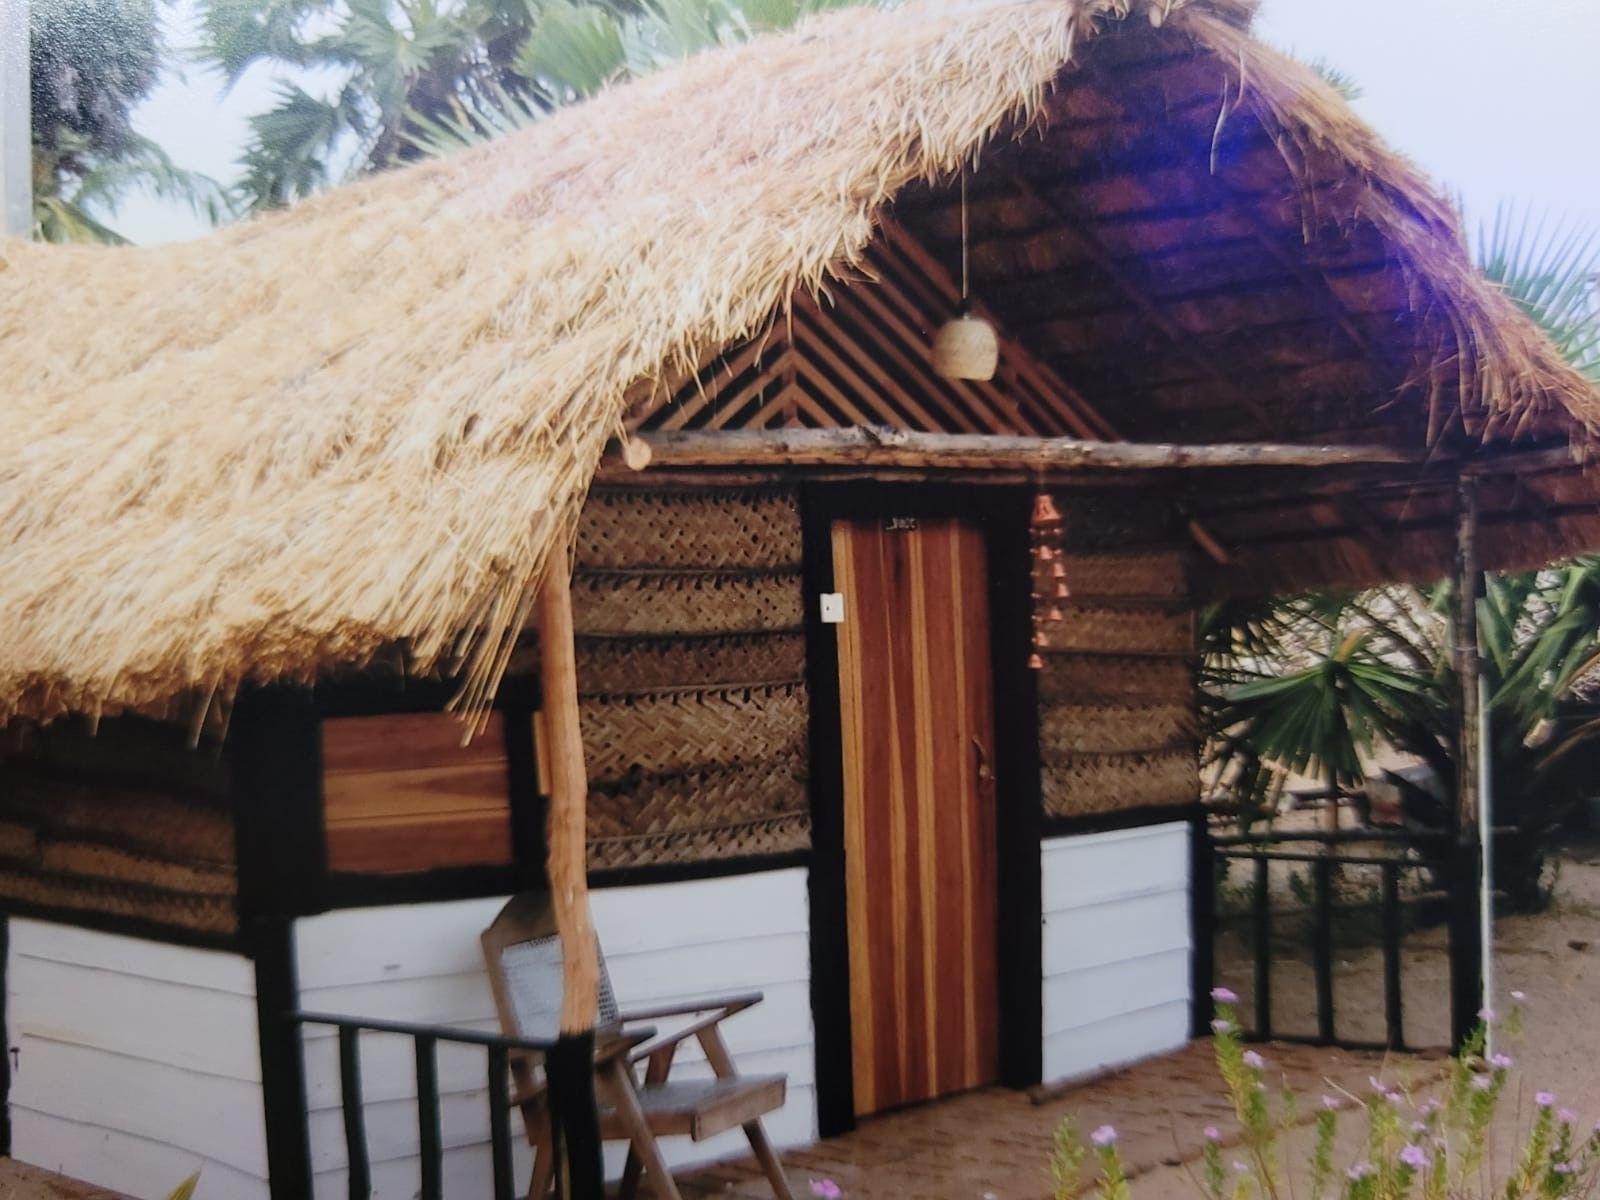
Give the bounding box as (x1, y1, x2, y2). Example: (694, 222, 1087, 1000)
(799, 483, 1043, 1137)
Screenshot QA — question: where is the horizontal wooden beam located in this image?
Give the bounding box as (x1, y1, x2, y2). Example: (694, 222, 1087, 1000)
(607, 427, 1420, 476)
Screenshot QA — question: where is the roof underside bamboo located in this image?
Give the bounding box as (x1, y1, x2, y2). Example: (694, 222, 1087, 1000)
(0, 0, 1596, 723)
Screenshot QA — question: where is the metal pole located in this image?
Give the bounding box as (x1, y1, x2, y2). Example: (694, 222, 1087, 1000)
(0, 0, 29, 237)
(1479, 670, 1495, 1055)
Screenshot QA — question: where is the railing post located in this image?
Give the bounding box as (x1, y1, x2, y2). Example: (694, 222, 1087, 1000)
(338, 1027, 371, 1200)
(1380, 863, 1405, 1050)
(1312, 855, 1334, 1043)
(251, 920, 314, 1200)
(546, 1031, 604, 1199)
(1251, 855, 1272, 1040)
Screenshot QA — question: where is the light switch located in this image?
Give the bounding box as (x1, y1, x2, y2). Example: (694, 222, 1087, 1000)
(820, 592, 845, 624)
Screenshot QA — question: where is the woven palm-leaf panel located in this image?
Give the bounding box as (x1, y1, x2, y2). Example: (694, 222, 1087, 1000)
(571, 571, 804, 636)
(575, 633, 805, 695)
(589, 815, 810, 871)
(1039, 601, 1193, 655)
(0, 717, 237, 938)
(0, 868, 237, 936)
(1039, 701, 1195, 758)
(1038, 654, 1194, 705)
(581, 682, 806, 780)
(1036, 493, 1198, 821)
(564, 489, 809, 868)
(1036, 551, 1188, 600)
(575, 489, 801, 570)
(1042, 749, 1199, 818)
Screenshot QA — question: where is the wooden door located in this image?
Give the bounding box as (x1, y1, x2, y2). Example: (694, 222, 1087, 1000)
(832, 515, 1000, 1116)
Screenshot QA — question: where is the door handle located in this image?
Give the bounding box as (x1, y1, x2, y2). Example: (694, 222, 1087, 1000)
(972, 737, 994, 783)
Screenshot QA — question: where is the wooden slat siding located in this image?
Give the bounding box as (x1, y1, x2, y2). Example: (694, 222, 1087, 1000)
(834, 518, 998, 1116)
(321, 713, 515, 874)
(1036, 495, 1201, 821)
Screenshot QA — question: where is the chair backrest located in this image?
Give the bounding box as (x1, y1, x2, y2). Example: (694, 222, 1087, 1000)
(481, 891, 619, 1048)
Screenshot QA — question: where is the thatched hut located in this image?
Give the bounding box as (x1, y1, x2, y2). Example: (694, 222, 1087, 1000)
(1, 0, 1596, 1195)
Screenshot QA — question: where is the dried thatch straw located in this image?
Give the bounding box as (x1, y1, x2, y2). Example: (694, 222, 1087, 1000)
(0, 0, 1592, 723)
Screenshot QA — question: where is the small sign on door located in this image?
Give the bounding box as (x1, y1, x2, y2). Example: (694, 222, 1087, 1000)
(820, 592, 845, 623)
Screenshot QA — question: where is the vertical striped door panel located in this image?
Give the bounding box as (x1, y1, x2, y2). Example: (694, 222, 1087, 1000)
(833, 516, 999, 1116)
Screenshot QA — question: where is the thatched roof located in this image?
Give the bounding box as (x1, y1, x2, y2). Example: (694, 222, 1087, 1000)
(1, 0, 1596, 723)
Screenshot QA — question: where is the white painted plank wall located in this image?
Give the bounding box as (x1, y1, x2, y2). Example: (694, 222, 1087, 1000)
(1041, 823, 1193, 1083)
(7, 920, 269, 1200)
(294, 868, 816, 1198)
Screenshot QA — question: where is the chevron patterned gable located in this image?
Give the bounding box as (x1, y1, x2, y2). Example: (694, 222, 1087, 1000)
(625, 221, 1111, 437)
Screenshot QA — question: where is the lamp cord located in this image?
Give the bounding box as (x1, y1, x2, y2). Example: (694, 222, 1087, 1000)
(959, 168, 970, 308)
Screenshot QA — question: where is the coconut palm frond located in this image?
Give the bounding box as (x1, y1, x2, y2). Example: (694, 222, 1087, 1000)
(1477, 205, 1600, 381)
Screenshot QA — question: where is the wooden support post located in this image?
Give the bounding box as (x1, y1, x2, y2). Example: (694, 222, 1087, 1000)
(1449, 477, 1485, 1050)
(535, 558, 605, 1199)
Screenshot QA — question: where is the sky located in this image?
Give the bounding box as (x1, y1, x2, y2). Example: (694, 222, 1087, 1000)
(111, 0, 1600, 246)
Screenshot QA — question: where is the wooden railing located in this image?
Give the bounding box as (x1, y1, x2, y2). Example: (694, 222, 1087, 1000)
(1198, 827, 1487, 1053)
(289, 1011, 603, 1200)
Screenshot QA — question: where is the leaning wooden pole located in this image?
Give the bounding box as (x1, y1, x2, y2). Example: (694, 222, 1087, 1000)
(1448, 475, 1485, 1050)
(535, 555, 605, 1199)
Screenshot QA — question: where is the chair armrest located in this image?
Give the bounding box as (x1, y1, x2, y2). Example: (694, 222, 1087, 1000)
(505, 1026, 656, 1107)
(615, 991, 764, 1023)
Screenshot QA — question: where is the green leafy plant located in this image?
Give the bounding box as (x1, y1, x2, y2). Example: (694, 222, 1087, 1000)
(1055, 991, 1586, 1200)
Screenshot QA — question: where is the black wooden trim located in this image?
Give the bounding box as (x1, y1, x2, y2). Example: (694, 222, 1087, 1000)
(309, 673, 539, 719)
(230, 685, 328, 921)
(590, 851, 810, 890)
(249, 916, 313, 1200)
(0, 915, 10, 1158)
(502, 697, 547, 892)
(0, 900, 241, 954)
(800, 483, 1047, 1127)
(1040, 802, 1204, 840)
(986, 488, 1044, 1091)
(799, 483, 855, 1138)
(320, 865, 522, 910)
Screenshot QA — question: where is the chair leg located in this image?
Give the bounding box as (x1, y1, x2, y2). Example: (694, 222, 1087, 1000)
(742, 1118, 794, 1200)
(599, 1060, 683, 1200)
(526, 1106, 556, 1200)
(618, 1148, 644, 1200)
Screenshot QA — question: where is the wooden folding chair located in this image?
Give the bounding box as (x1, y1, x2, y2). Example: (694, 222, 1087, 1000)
(482, 892, 795, 1200)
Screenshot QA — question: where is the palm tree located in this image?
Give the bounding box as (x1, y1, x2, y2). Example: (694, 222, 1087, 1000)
(31, 0, 228, 241)
(199, 0, 877, 209)
(1202, 207, 1600, 904)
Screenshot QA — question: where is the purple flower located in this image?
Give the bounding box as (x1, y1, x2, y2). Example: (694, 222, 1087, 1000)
(809, 1180, 842, 1200)
(1471, 1074, 1494, 1092)
(1511, 989, 1527, 1001)
(1478, 1006, 1497, 1023)
(1232, 1161, 1250, 1173)
(1419, 1099, 1441, 1117)
(1385, 1091, 1404, 1105)
(1091, 1125, 1118, 1148)
(1399, 1145, 1431, 1170)
(1369, 1076, 1388, 1093)
(1203, 1126, 1222, 1142)
(1490, 1053, 1514, 1069)
(1538, 1092, 1557, 1108)
(1347, 1162, 1375, 1181)
(1410, 1121, 1428, 1134)
(1322, 1095, 1341, 1110)
(1556, 1163, 1577, 1177)
(1211, 986, 1239, 1004)
(1242, 1050, 1265, 1069)
(1561, 1108, 1579, 1124)
(1211, 1019, 1235, 1035)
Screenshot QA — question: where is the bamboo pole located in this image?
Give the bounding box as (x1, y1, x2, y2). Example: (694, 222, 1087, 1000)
(535, 558, 599, 1034)
(610, 427, 1419, 474)
(1449, 475, 1486, 1050)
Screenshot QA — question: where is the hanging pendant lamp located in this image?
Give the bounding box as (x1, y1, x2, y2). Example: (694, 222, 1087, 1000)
(932, 169, 999, 382)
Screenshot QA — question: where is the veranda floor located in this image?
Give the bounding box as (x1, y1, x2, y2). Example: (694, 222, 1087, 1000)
(677, 1039, 1443, 1200)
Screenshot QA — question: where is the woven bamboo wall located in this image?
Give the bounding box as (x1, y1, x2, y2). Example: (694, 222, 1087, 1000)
(1037, 495, 1200, 821)
(0, 717, 236, 938)
(569, 488, 810, 869)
